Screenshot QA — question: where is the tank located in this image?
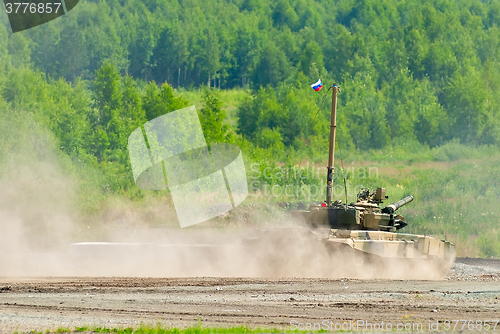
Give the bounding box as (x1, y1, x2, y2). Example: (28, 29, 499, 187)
(289, 187, 455, 278)
(248, 83, 455, 279)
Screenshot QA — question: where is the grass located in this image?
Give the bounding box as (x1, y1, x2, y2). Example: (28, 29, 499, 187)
(28, 324, 324, 334)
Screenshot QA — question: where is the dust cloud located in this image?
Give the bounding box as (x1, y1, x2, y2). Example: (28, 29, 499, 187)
(0, 207, 453, 279)
(0, 115, 79, 276)
(0, 119, 451, 280)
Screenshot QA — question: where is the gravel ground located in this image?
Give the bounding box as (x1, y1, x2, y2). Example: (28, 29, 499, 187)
(0, 258, 499, 333)
(447, 258, 500, 281)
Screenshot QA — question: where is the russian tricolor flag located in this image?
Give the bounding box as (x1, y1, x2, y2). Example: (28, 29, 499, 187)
(311, 79, 323, 91)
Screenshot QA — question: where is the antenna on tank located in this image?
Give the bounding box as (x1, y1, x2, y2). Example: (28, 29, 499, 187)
(326, 83, 340, 206)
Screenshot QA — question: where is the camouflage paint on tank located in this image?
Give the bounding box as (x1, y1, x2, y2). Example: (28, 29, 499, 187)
(328, 230, 455, 261)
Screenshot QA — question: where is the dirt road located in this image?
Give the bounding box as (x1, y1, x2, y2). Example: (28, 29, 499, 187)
(0, 258, 499, 333)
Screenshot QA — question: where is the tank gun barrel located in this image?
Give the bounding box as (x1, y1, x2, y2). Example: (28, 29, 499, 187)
(382, 195, 414, 214)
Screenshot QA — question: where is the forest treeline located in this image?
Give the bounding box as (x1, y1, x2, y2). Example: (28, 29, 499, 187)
(1, 0, 500, 159)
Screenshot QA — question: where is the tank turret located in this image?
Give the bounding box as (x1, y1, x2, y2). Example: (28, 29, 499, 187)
(306, 187, 412, 232)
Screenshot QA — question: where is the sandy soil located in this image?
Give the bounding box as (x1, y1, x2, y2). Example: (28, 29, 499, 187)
(0, 258, 499, 333)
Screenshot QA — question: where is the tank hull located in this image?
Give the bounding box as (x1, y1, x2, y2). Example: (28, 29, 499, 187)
(244, 228, 455, 278)
(328, 229, 455, 261)
(327, 229, 455, 278)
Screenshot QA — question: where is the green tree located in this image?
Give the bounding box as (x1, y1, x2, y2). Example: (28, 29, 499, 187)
(8, 33, 31, 68)
(125, 0, 156, 80)
(90, 62, 124, 162)
(199, 89, 229, 143)
(253, 41, 292, 87)
(121, 75, 146, 129)
(201, 29, 221, 87)
(233, 21, 261, 87)
(153, 22, 189, 87)
(143, 81, 189, 121)
(56, 20, 89, 81)
(298, 40, 326, 81)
